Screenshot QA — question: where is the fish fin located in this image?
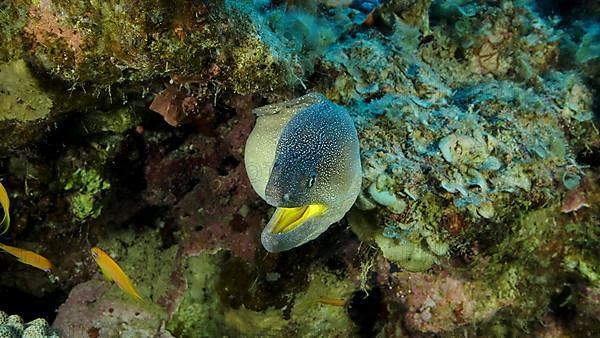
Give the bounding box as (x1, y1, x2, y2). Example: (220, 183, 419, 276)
(125, 280, 145, 303)
(0, 243, 8, 254)
(0, 215, 9, 236)
(100, 266, 113, 281)
(120, 283, 144, 303)
(0, 182, 10, 235)
(131, 290, 144, 303)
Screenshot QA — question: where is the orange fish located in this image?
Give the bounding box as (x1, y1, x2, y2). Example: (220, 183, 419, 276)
(91, 247, 143, 302)
(0, 181, 10, 235)
(317, 297, 347, 307)
(0, 243, 54, 273)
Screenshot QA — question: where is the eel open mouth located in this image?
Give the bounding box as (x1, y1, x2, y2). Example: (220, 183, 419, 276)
(270, 204, 327, 234)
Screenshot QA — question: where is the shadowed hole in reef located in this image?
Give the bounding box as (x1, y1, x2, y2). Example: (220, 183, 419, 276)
(549, 283, 576, 323)
(0, 286, 67, 323)
(348, 287, 382, 338)
(123, 205, 177, 249)
(534, 0, 586, 21)
(576, 146, 600, 167)
(229, 213, 248, 233)
(216, 248, 318, 313)
(217, 156, 240, 176)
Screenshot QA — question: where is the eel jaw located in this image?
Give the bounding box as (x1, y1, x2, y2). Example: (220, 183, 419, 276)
(268, 204, 328, 234)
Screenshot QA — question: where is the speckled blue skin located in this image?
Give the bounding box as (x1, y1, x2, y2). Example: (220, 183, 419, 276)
(351, 0, 382, 13)
(245, 94, 362, 252)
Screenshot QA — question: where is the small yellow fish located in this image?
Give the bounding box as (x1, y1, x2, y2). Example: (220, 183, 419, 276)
(91, 247, 143, 302)
(317, 297, 347, 307)
(0, 181, 10, 235)
(0, 243, 54, 273)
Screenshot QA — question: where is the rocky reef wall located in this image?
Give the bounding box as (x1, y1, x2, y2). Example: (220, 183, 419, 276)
(0, 0, 598, 337)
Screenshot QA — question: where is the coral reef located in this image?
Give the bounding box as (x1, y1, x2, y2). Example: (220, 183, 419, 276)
(320, 0, 597, 277)
(0, 0, 598, 337)
(11, 0, 305, 96)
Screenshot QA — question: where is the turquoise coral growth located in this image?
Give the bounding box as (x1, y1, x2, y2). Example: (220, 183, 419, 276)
(0, 311, 59, 338)
(0, 0, 598, 337)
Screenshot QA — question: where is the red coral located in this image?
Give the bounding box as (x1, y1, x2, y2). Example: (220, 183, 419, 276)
(149, 85, 212, 127)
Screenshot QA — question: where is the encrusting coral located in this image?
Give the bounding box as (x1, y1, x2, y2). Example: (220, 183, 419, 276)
(0, 311, 59, 338)
(0, 0, 598, 337)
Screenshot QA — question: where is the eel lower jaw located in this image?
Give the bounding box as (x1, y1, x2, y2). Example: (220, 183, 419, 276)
(269, 204, 328, 234)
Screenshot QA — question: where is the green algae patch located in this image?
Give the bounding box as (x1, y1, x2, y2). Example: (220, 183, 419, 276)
(167, 251, 226, 338)
(375, 234, 437, 272)
(78, 107, 140, 135)
(289, 269, 357, 337)
(565, 253, 600, 287)
(63, 168, 111, 221)
(0, 59, 52, 122)
(97, 229, 177, 308)
(225, 306, 287, 337)
(0, 59, 55, 152)
(223, 267, 357, 337)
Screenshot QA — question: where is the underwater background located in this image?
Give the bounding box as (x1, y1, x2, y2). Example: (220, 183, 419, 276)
(0, 0, 599, 337)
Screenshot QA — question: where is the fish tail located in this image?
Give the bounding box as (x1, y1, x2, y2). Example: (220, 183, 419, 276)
(0, 217, 9, 235)
(122, 285, 144, 303)
(132, 291, 144, 303)
(0, 243, 16, 257)
(127, 284, 144, 303)
(0, 182, 10, 235)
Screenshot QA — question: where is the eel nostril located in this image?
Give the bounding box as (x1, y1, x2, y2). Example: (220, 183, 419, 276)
(283, 193, 290, 202)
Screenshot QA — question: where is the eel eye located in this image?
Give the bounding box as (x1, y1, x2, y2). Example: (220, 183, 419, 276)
(307, 173, 317, 188)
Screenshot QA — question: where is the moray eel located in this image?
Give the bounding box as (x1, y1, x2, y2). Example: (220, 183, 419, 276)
(245, 93, 362, 252)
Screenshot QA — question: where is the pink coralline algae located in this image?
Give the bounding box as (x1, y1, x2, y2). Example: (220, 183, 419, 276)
(144, 95, 266, 316)
(53, 279, 173, 337)
(145, 95, 264, 261)
(24, 0, 84, 64)
(393, 271, 474, 333)
(381, 269, 513, 335)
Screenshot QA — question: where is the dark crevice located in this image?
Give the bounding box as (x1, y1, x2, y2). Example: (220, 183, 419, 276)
(576, 146, 600, 167)
(348, 287, 383, 338)
(549, 283, 576, 322)
(217, 156, 240, 176)
(0, 286, 68, 323)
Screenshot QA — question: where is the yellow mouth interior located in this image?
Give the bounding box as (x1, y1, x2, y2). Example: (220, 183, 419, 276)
(271, 204, 327, 234)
